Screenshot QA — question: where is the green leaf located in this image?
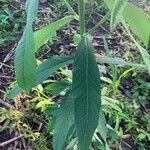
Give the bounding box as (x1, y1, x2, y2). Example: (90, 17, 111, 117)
(6, 85, 23, 99)
(104, 0, 114, 9)
(97, 111, 110, 150)
(14, 0, 38, 90)
(53, 93, 74, 150)
(34, 15, 74, 51)
(97, 112, 107, 142)
(110, 0, 126, 31)
(15, 29, 36, 90)
(7, 55, 73, 99)
(123, 3, 150, 48)
(36, 55, 73, 84)
(96, 56, 147, 69)
(104, 0, 150, 47)
(73, 38, 101, 150)
(102, 96, 122, 112)
(121, 20, 150, 74)
(26, 0, 39, 24)
(44, 80, 70, 95)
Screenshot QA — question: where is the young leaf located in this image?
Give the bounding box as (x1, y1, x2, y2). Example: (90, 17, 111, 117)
(73, 38, 101, 150)
(14, 0, 38, 90)
(53, 93, 74, 150)
(110, 0, 126, 31)
(34, 16, 74, 51)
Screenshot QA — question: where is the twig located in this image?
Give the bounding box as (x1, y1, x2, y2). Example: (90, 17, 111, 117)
(0, 135, 24, 147)
(0, 75, 15, 79)
(0, 62, 13, 69)
(63, 0, 79, 20)
(0, 98, 15, 109)
(0, 44, 16, 69)
(85, 11, 110, 36)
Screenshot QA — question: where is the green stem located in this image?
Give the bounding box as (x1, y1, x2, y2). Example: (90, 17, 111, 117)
(78, 0, 85, 36)
(64, 0, 79, 20)
(85, 11, 110, 36)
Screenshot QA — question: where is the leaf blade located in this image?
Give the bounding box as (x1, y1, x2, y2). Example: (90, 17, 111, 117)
(110, 0, 126, 31)
(34, 15, 74, 51)
(14, 0, 38, 90)
(53, 93, 74, 150)
(73, 38, 101, 150)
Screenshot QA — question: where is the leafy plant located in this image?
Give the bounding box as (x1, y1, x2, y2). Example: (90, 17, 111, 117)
(6, 0, 150, 149)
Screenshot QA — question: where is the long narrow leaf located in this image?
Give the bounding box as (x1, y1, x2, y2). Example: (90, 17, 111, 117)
(53, 93, 74, 150)
(14, 0, 38, 90)
(97, 111, 110, 150)
(34, 16, 74, 51)
(96, 56, 147, 69)
(36, 55, 73, 84)
(73, 38, 101, 150)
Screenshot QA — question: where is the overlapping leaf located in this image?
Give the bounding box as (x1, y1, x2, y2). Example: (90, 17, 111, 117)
(36, 55, 73, 83)
(97, 111, 110, 150)
(7, 55, 73, 99)
(73, 38, 101, 150)
(53, 93, 74, 150)
(7, 54, 147, 99)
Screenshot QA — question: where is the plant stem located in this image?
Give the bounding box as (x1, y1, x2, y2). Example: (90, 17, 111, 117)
(78, 0, 85, 36)
(85, 11, 110, 36)
(64, 0, 79, 20)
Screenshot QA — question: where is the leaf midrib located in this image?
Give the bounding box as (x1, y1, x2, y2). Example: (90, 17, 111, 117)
(83, 40, 89, 147)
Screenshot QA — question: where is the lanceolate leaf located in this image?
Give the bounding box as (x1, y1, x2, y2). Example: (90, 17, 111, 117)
(53, 93, 74, 150)
(44, 80, 71, 95)
(34, 15, 74, 51)
(26, 0, 39, 25)
(97, 112, 107, 142)
(104, 0, 114, 9)
(110, 0, 126, 31)
(15, 29, 36, 91)
(36, 55, 73, 84)
(96, 56, 147, 69)
(73, 38, 101, 150)
(7, 55, 73, 99)
(97, 111, 110, 150)
(14, 0, 39, 90)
